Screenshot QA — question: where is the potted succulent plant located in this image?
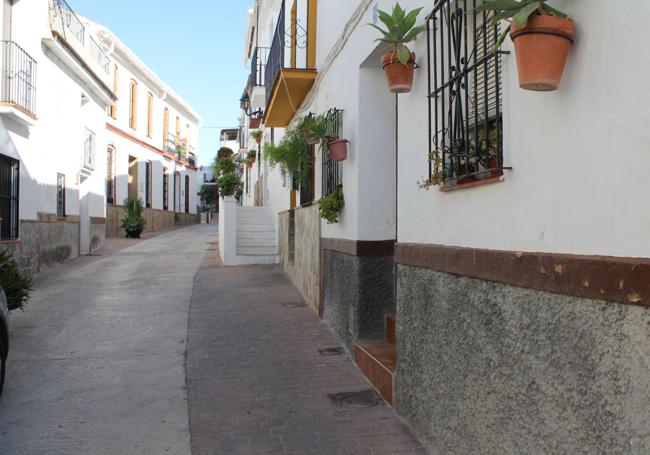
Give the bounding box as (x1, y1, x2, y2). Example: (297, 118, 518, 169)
(246, 149, 257, 164)
(250, 129, 263, 145)
(121, 197, 146, 238)
(370, 4, 426, 93)
(307, 114, 348, 161)
(477, 0, 575, 91)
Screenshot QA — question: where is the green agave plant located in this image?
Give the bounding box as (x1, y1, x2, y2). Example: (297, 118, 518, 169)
(476, 0, 569, 48)
(369, 4, 426, 65)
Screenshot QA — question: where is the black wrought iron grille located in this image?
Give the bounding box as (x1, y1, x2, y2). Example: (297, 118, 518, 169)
(265, 0, 285, 106)
(251, 47, 269, 87)
(427, 0, 504, 186)
(321, 108, 343, 197)
(162, 170, 169, 211)
(1, 41, 37, 116)
(57, 173, 65, 218)
(0, 154, 19, 240)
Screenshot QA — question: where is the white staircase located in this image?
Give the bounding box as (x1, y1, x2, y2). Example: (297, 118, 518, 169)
(234, 207, 279, 264)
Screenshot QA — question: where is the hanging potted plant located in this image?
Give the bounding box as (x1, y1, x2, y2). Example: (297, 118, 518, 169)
(369, 4, 426, 94)
(250, 129, 263, 145)
(308, 114, 349, 162)
(246, 149, 257, 165)
(477, 0, 575, 91)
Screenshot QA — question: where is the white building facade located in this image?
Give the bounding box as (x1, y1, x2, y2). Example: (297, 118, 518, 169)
(238, 1, 650, 453)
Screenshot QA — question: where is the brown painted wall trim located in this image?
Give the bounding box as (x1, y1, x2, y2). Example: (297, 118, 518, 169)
(395, 243, 650, 307)
(90, 217, 106, 225)
(106, 123, 198, 170)
(36, 213, 80, 224)
(322, 238, 395, 257)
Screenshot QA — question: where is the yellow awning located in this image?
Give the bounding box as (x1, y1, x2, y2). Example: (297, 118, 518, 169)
(263, 69, 317, 127)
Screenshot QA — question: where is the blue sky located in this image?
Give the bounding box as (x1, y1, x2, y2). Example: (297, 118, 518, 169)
(73, 0, 251, 166)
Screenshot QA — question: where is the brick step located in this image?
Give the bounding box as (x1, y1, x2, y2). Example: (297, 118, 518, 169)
(354, 341, 396, 405)
(386, 314, 396, 346)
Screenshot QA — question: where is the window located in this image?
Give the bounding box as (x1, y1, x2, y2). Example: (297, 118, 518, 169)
(106, 146, 115, 204)
(427, 2, 503, 186)
(110, 65, 118, 119)
(57, 173, 65, 217)
(0, 154, 19, 240)
(147, 93, 154, 138)
(145, 161, 152, 208)
(129, 79, 138, 129)
(163, 108, 170, 151)
(300, 144, 315, 206)
(184, 175, 190, 213)
(321, 109, 343, 197)
(162, 168, 169, 210)
(175, 116, 181, 145)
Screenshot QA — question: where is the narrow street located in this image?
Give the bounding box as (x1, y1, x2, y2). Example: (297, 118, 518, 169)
(0, 225, 423, 454)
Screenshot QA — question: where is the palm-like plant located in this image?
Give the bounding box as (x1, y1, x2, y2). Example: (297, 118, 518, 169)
(476, 0, 569, 48)
(369, 4, 426, 64)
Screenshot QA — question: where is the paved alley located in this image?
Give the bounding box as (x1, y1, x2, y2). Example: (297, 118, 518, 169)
(0, 224, 424, 454)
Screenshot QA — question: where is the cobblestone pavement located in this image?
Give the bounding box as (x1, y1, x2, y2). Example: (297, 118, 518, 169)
(187, 244, 425, 454)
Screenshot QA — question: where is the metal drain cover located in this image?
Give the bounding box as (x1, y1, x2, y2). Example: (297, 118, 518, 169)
(318, 347, 344, 356)
(327, 390, 382, 409)
(282, 302, 306, 308)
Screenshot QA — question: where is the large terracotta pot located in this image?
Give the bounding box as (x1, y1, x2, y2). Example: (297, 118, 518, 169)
(328, 139, 348, 161)
(249, 117, 261, 129)
(510, 15, 576, 91)
(381, 52, 416, 93)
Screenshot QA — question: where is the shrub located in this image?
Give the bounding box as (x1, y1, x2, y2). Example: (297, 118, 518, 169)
(218, 172, 242, 197)
(121, 197, 146, 238)
(0, 249, 32, 312)
(319, 186, 345, 224)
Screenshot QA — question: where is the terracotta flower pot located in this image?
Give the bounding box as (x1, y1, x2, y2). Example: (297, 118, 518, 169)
(255, 136, 262, 144)
(381, 52, 416, 94)
(250, 156, 256, 164)
(510, 15, 576, 91)
(328, 139, 348, 161)
(250, 117, 261, 129)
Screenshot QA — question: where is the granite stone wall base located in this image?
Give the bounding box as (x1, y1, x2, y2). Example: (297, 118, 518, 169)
(395, 264, 650, 455)
(2, 219, 80, 275)
(90, 222, 106, 252)
(322, 249, 395, 350)
(107, 204, 199, 238)
(278, 205, 320, 312)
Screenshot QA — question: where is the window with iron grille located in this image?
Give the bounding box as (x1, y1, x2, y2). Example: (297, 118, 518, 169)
(321, 108, 343, 197)
(184, 175, 190, 214)
(427, 1, 504, 186)
(57, 173, 66, 217)
(106, 146, 115, 204)
(163, 169, 169, 211)
(0, 154, 19, 240)
(145, 161, 152, 208)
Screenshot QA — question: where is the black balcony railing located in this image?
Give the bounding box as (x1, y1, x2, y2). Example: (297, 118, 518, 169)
(188, 148, 196, 167)
(251, 46, 269, 87)
(265, 0, 285, 106)
(1, 41, 37, 116)
(165, 133, 176, 155)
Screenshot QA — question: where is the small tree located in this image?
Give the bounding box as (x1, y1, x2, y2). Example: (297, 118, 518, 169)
(0, 250, 32, 312)
(199, 184, 219, 211)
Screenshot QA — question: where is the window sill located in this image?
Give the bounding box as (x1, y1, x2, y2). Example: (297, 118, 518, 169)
(440, 174, 504, 192)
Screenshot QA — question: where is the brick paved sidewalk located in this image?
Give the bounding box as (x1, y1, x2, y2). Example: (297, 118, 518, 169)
(186, 245, 425, 455)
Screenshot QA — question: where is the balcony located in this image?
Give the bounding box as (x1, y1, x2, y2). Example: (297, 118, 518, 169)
(0, 41, 37, 124)
(164, 133, 176, 155)
(188, 149, 197, 167)
(45, 0, 114, 102)
(263, 0, 318, 127)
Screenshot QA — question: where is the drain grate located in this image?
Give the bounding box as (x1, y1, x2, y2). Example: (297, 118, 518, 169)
(282, 301, 306, 308)
(318, 347, 344, 356)
(327, 389, 382, 409)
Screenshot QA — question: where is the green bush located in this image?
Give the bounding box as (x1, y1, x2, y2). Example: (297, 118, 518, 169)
(319, 186, 345, 224)
(121, 197, 146, 238)
(218, 172, 242, 197)
(0, 249, 32, 312)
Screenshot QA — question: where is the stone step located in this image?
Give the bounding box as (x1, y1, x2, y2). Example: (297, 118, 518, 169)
(237, 238, 277, 247)
(237, 224, 276, 232)
(236, 246, 278, 256)
(386, 314, 396, 346)
(237, 218, 274, 225)
(354, 341, 396, 405)
(236, 230, 276, 240)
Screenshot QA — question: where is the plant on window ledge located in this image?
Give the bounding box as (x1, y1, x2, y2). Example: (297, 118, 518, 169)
(0, 249, 32, 312)
(319, 186, 345, 224)
(121, 197, 146, 238)
(369, 4, 426, 93)
(250, 129, 263, 145)
(476, 0, 575, 91)
(307, 114, 348, 161)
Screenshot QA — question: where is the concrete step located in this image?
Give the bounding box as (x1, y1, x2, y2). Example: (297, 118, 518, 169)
(236, 246, 278, 255)
(237, 238, 277, 247)
(386, 314, 396, 346)
(354, 341, 396, 405)
(237, 224, 276, 232)
(237, 218, 274, 225)
(237, 230, 276, 240)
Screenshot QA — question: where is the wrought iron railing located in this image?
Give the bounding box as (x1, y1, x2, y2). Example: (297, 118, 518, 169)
(1, 41, 37, 116)
(188, 149, 196, 167)
(265, 0, 285, 106)
(321, 109, 343, 197)
(164, 132, 176, 155)
(251, 46, 269, 87)
(51, 0, 110, 74)
(83, 127, 96, 171)
(427, 1, 505, 186)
